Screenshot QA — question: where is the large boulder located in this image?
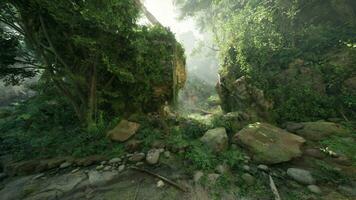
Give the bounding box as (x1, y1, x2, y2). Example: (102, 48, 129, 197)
(295, 121, 348, 141)
(233, 122, 305, 164)
(200, 128, 228, 153)
(107, 120, 140, 142)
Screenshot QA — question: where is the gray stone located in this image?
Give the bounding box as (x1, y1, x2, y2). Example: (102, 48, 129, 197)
(157, 180, 165, 188)
(207, 173, 220, 184)
(308, 185, 321, 194)
(200, 128, 228, 153)
(243, 165, 250, 171)
(103, 166, 112, 171)
(164, 151, 171, 158)
(60, 161, 72, 169)
(216, 164, 229, 174)
(96, 165, 104, 170)
(241, 173, 255, 186)
(129, 152, 145, 162)
(194, 171, 204, 183)
(88, 170, 119, 186)
(146, 149, 160, 165)
(118, 165, 125, 172)
(287, 168, 315, 185)
(258, 164, 269, 171)
(109, 157, 121, 164)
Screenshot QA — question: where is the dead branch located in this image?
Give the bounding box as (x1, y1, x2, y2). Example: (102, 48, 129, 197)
(130, 166, 187, 192)
(269, 175, 281, 200)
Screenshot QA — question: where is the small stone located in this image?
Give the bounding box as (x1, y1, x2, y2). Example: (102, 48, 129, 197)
(118, 165, 125, 172)
(244, 156, 251, 161)
(103, 166, 112, 171)
(60, 161, 72, 169)
(136, 162, 144, 166)
(242, 173, 255, 186)
(287, 168, 315, 185)
(194, 171, 204, 183)
(158, 148, 165, 153)
(146, 149, 160, 165)
(96, 165, 104, 170)
(216, 164, 229, 174)
(129, 153, 145, 162)
(157, 180, 165, 188)
(207, 173, 220, 184)
(71, 168, 80, 173)
(243, 165, 250, 171)
(164, 151, 171, 158)
(101, 161, 107, 165)
(308, 185, 321, 194)
(258, 164, 269, 171)
(32, 173, 45, 180)
(109, 158, 121, 164)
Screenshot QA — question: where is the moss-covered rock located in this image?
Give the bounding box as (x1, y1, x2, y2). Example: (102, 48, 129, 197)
(233, 122, 305, 164)
(295, 122, 349, 141)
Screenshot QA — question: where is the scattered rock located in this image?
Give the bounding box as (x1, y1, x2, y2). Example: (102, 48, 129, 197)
(257, 164, 269, 171)
(285, 122, 304, 133)
(126, 140, 141, 153)
(109, 158, 121, 164)
(47, 157, 68, 169)
(287, 168, 315, 185)
(308, 185, 321, 194)
(243, 165, 250, 171)
(194, 171, 204, 183)
(71, 168, 80, 173)
(295, 122, 348, 141)
(101, 161, 107, 165)
(163, 151, 171, 158)
(129, 153, 145, 162)
(200, 127, 228, 153)
(207, 173, 220, 184)
(103, 166, 112, 171)
(241, 173, 255, 186)
(157, 180, 165, 188)
(107, 120, 140, 142)
(146, 149, 160, 165)
(60, 161, 72, 169)
(304, 148, 325, 159)
(233, 123, 305, 164)
(75, 155, 107, 167)
(32, 173, 45, 180)
(136, 162, 144, 166)
(96, 165, 104, 170)
(118, 165, 125, 172)
(88, 170, 119, 186)
(337, 185, 356, 197)
(216, 164, 229, 174)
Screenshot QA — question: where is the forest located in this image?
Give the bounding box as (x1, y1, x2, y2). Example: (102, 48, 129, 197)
(0, 0, 355, 199)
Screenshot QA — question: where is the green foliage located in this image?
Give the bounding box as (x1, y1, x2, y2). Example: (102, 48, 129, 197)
(184, 141, 217, 170)
(0, 0, 185, 127)
(176, 0, 356, 122)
